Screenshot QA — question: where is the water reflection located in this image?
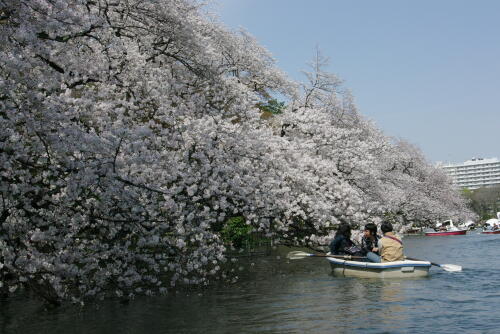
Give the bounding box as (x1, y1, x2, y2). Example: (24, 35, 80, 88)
(378, 281, 407, 331)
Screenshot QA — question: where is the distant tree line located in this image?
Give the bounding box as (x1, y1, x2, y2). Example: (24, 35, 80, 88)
(462, 186, 500, 221)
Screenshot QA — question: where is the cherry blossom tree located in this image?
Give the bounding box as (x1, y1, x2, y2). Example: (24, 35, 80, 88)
(273, 49, 474, 245)
(0, 0, 473, 304)
(0, 0, 297, 304)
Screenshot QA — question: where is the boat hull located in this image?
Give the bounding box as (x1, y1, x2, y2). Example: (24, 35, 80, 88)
(481, 230, 500, 234)
(425, 230, 467, 236)
(327, 258, 431, 278)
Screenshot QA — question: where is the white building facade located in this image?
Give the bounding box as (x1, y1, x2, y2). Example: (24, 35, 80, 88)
(439, 158, 500, 190)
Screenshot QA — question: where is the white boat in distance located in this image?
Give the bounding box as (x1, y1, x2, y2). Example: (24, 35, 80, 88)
(425, 219, 467, 236)
(327, 257, 432, 278)
(484, 216, 500, 229)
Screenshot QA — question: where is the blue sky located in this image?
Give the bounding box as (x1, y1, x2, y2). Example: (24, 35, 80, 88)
(210, 0, 500, 163)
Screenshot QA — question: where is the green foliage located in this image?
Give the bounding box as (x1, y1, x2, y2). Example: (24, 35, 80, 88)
(461, 186, 500, 220)
(257, 99, 286, 115)
(221, 216, 252, 248)
(461, 188, 473, 197)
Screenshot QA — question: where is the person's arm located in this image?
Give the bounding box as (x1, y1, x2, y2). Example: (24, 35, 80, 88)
(377, 238, 383, 253)
(330, 236, 340, 254)
(359, 237, 368, 254)
(371, 237, 379, 253)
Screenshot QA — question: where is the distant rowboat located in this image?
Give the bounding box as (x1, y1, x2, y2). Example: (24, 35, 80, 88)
(425, 219, 467, 236)
(481, 229, 500, 234)
(425, 230, 467, 236)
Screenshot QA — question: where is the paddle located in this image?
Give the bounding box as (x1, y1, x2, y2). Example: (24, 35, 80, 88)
(405, 256, 462, 272)
(287, 251, 366, 260)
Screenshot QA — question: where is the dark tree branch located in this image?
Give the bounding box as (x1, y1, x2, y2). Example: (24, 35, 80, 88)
(36, 55, 65, 74)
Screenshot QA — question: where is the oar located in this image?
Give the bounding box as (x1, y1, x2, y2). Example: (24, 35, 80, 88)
(287, 251, 366, 260)
(405, 256, 462, 272)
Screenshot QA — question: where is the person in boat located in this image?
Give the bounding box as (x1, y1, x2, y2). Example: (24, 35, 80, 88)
(360, 223, 380, 262)
(364, 221, 404, 263)
(378, 221, 404, 262)
(329, 222, 363, 256)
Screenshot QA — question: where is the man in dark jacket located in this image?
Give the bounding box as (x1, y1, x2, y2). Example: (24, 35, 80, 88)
(329, 222, 361, 256)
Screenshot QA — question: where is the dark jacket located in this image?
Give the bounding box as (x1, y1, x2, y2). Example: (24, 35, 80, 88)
(360, 235, 380, 256)
(329, 234, 360, 255)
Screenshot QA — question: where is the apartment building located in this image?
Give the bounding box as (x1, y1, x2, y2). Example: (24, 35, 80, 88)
(439, 157, 500, 190)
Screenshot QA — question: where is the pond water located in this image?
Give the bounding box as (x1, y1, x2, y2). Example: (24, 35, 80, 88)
(2, 231, 500, 333)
